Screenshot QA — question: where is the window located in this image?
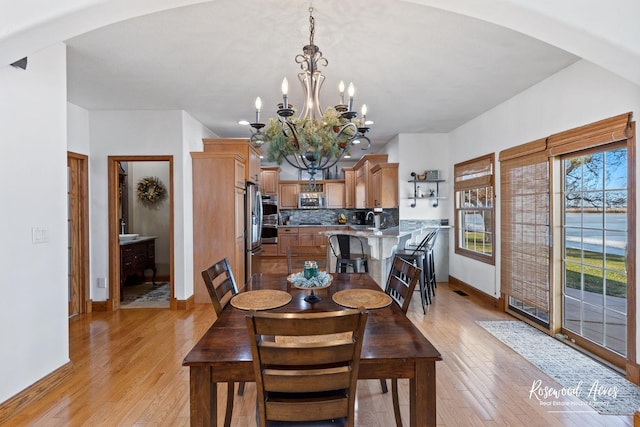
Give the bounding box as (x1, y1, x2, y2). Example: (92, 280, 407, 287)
(454, 153, 495, 264)
(499, 112, 634, 369)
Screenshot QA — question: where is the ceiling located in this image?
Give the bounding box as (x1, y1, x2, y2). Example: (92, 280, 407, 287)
(65, 0, 578, 157)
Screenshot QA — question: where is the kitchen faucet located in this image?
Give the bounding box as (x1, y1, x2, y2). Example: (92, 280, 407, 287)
(120, 219, 126, 234)
(365, 211, 374, 222)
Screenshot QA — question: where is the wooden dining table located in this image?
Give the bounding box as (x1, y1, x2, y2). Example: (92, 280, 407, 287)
(182, 272, 442, 427)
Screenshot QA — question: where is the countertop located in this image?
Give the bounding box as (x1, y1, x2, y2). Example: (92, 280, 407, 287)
(284, 220, 450, 237)
(119, 235, 158, 245)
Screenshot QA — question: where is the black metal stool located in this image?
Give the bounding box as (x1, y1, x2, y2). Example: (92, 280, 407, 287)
(395, 229, 439, 313)
(328, 234, 369, 273)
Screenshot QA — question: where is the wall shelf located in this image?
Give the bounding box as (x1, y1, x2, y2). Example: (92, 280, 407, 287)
(409, 172, 446, 207)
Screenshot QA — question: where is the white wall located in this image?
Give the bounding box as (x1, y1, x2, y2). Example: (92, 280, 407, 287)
(448, 59, 640, 302)
(67, 102, 89, 154)
(87, 110, 213, 302)
(0, 43, 69, 403)
(395, 133, 450, 220)
(176, 111, 214, 299)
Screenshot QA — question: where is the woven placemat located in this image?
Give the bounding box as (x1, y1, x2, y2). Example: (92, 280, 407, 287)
(332, 289, 392, 309)
(230, 290, 292, 311)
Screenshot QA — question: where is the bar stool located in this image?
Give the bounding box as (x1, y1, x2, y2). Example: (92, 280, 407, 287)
(395, 229, 438, 313)
(328, 234, 369, 273)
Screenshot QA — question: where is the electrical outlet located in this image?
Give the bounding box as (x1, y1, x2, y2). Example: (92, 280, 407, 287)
(97, 277, 106, 288)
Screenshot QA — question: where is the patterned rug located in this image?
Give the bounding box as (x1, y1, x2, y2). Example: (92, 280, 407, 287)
(121, 282, 170, 308)
(477, 320, 640, 415)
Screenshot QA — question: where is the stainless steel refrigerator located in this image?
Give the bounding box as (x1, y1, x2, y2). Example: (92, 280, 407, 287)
(245, 182, 263, 284)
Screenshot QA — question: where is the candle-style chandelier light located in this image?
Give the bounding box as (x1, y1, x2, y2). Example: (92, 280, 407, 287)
(242, 6, 372, 185)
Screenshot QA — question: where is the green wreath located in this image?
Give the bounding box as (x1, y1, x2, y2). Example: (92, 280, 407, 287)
(136, 176, 166, 204)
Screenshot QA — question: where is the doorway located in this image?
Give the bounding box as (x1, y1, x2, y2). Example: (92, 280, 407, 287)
(561, 143, 630, 366)
(108, 156, 174, 310)
(68, 152, 89, 317)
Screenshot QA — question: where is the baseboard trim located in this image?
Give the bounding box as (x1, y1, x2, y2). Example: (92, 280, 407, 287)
(0, 362, 73, 424)
(448, 275, 501, 308)
(91, 300, 108, 311)
(627, 360, 640, 385)
(174, 295, 194, 310)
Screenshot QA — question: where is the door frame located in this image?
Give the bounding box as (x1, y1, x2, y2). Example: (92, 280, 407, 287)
(67, 152, 89, 315)
(107, 155, 175, 310)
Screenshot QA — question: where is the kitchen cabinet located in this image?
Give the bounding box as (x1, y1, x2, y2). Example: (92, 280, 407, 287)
(260, 167, 279, 195)
(192, 152, 246, 303)
(278, 226, 300, 255)
(298, 226, 328, 247)
(279, 226, 330, 255)
(325, 181, 345, 208)
(203, 138, 262, 183)
(353, 154, 388, 208)
(370, 163, 399, 208)
(279, 182, 299, 209)
(343, 168, 355, 208)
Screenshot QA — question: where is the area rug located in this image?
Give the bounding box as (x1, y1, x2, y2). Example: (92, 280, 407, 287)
(477, 320, 640, 415)
(121, 282, 169, 308)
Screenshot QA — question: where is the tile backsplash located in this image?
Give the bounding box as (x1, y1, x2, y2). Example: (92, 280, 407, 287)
(280, 208, 399, 229)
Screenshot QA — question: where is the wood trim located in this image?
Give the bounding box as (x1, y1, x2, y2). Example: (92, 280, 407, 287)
(108, 156, 175, 311)
(627, 360, 640, 385)
(448, 275, 500, 308)
(627, 122, 637, 365)
(91, 300, 108, 312)
(547, 112, 632, 150)
(0, 362, 73, 424)
(67, 152, 90, 316)
(499, 138, 547, 162)
(174, 295, 194, 311)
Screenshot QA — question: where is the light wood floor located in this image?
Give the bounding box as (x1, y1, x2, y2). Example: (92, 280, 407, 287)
(4, 268, 635, 425)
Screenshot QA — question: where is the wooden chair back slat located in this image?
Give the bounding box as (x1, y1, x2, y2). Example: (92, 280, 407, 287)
(201, 257, 238, 316)
(247, 308, 368, 426)
(385, 255, 421, 314)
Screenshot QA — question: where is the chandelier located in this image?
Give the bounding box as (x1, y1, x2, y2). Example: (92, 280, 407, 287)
(243, 7, 372, 185)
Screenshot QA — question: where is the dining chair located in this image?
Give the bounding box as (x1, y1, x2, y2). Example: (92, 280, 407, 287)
(328, 234, 369, 273)
(200, 257, 244, 427)
(287, 245, 329, 275)
(246, 308, 369, 427)
(379, 255, 422, 427)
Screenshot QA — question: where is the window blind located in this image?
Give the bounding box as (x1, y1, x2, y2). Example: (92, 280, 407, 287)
(500, 145, 550, 312)
(454, 154, 494, 191)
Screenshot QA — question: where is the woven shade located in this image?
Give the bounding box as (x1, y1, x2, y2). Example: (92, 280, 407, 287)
(547, 112, 632, 156)
(454, 154, 494, 191)
(500, 151, 550, 312)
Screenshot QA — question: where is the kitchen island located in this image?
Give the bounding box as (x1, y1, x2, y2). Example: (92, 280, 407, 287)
(322, 220, 447, 288)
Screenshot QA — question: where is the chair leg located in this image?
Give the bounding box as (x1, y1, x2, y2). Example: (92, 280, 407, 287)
(380, 378, 388, 393)
(237, 381, 245, 396)
(391, 379, 403, 427)
(224, 382, 234, 427)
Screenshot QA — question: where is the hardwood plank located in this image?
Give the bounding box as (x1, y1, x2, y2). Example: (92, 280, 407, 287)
(2, 280, 634, 426)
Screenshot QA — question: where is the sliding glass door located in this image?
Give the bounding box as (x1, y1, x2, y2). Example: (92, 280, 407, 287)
(561, 144, 628, 357)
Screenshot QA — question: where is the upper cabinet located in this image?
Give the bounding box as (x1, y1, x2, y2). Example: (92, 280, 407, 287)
(353, 154, 389, 209)
(260, 166, 280, 195)
(370, 163, 399, 208)
(343, 168, 355, 208)
(279, 182, 299, 209)
(325, 181, 345, 209)
(203, 138, 262, 183)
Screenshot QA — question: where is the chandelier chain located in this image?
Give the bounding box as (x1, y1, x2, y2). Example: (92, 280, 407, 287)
(308, 7, 315, 47)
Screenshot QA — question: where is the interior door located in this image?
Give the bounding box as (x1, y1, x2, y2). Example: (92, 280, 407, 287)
(67, 152, 89, 317)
